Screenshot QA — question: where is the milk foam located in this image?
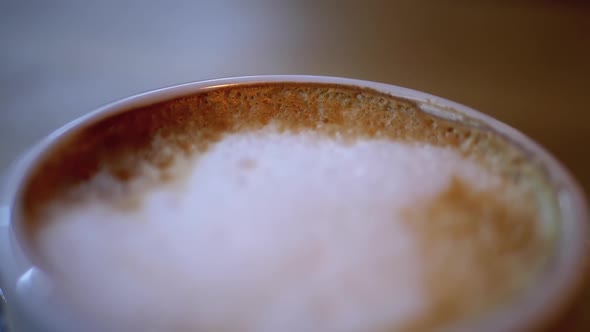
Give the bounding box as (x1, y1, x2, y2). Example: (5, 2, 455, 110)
(37, 129, 505, 331)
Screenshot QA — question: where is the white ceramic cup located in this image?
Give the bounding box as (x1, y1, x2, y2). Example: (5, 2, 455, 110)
(1, 76, 588, 331)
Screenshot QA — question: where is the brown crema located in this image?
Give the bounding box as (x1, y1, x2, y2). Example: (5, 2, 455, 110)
(22, 83, 538, 228)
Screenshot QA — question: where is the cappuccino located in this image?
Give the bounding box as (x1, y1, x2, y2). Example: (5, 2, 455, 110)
(19, 83, 558, 331)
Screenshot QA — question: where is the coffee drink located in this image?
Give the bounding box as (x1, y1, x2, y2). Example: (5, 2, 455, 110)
(18, 83, 559, 331)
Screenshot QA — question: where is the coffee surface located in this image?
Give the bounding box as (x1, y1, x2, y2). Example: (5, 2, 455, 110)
(20, 83, 557, 331)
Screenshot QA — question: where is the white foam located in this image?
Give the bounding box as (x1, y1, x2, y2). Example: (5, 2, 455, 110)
(38, 130, 501, 332)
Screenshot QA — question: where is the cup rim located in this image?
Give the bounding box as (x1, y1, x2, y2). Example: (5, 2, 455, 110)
(3, 75, 588, 331)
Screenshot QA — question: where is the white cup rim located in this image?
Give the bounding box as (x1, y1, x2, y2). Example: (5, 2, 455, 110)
(2, 75, 588, 331)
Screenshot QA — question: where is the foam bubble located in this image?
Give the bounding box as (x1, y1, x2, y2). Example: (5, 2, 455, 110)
(37, 129, 515, 331)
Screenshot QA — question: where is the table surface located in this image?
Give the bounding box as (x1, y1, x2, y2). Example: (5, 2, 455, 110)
(1, 0, 589, 329)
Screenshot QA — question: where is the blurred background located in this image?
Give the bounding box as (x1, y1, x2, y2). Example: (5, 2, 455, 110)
(0, 0, 589, 328)
(1, 0, 589, 189)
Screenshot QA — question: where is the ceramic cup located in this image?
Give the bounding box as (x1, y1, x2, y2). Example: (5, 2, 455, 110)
(0, 76, 587, 331)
